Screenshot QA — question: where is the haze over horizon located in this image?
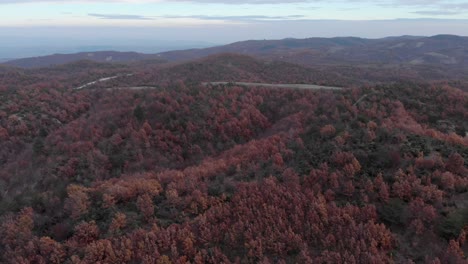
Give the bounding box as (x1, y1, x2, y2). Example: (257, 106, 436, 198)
(1, 0, 468, 58)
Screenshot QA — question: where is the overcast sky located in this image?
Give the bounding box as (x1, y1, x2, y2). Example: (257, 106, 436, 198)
(1, 0, 468, 58)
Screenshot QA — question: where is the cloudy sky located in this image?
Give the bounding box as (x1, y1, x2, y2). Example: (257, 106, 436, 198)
(1, 0, 468, 26)
(0, 0, 468, 58)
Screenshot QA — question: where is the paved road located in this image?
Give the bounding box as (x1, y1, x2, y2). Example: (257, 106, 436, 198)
(203, 82, 343, 90)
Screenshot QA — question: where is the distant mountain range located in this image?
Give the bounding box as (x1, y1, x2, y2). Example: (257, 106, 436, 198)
(3, 35, 468, 69)
(156, 34, 468, 67)
(3, 51, 164, 68)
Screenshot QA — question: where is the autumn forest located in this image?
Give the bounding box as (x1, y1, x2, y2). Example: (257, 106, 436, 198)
(0, 42, 467, 264)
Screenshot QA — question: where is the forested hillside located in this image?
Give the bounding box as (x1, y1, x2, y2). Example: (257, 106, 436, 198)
(0, 54, 467, 263)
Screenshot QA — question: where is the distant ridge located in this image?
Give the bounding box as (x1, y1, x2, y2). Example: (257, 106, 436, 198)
(3, 35, 468, 69)
(156, 35, 468, 67)
(3, 51, 165, 68)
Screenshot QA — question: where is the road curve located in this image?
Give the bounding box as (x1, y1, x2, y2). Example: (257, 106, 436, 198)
(203, 82, 343, 90)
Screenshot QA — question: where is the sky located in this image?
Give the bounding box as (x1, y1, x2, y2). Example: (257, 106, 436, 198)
(1, 0, 468, 58)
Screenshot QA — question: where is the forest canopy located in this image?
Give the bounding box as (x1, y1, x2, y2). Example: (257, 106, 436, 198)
(0, 54, 467, 263)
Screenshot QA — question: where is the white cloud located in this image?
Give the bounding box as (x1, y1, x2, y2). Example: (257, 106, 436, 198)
(89, 13, 154, 20)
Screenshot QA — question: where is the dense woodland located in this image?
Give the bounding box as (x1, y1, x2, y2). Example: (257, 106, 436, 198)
(0, 54, 467, 263)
